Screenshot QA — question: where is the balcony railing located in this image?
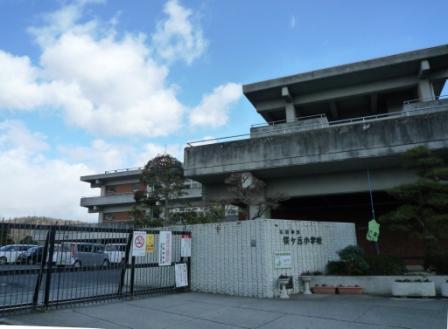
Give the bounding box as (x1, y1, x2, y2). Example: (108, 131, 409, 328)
(186, 97, 448, 147)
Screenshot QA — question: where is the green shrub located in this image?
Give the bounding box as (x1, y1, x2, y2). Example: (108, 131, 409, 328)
(365, 255, 405, 275)
(326, 261, 348, 275)
(337, 245, 369, 275)
(425, 251, 448, 274)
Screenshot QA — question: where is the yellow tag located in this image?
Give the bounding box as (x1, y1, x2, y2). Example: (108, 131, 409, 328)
(146, 234, 155, 253)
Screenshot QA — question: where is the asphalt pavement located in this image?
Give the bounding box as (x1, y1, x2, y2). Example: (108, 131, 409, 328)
(1, 292, 447, 329)
(0, 264, 122, 308)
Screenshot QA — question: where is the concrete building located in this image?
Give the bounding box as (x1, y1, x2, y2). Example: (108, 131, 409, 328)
(183, 45, 448, 263)
(80, 167, 213, 223)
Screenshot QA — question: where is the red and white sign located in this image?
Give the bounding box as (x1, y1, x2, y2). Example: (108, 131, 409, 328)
(181, 233, 191, 257)
(132, 231, 147, 257)
(158, 231, 172, 266)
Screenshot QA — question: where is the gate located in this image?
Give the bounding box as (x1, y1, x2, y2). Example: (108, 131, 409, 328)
(0, 221, 191, 314)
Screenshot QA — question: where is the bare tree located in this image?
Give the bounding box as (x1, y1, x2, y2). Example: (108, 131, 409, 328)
(224, 172, 288, 220)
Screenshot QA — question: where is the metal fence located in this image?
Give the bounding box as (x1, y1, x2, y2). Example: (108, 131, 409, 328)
(0, 220, 191, 314)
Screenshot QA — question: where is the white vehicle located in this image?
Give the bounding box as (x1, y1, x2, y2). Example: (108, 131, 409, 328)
(53, 243, 109, 267)
(0, 244, 38, 264)
(105, 244, 126, 264)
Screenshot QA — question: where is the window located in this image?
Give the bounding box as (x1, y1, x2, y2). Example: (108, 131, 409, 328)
(105, 245, 116, 252)
(93, 245, 104, 253)
(77, 244, 92, 253)
(105, 186, 117, 195)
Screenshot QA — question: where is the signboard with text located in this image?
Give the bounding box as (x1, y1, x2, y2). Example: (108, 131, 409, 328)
(158, 231, 172, 266)
(146, 234, 155, 253)
(175, 263, 188, 287)
(181, 233, 191, 257)
(274, 252, 292, 269)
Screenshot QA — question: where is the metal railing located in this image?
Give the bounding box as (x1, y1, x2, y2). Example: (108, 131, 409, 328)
(402, 94, 448, 105)
(0, 220, 191, 314)
(186, 99, 448, 147)
(104, 167, 143, 175)
(250, 113, 327, 129)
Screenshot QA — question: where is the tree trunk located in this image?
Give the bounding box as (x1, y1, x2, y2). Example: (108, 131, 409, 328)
(164, 196, 169, 223)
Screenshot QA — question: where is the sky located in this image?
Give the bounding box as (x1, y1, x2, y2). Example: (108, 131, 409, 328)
(0, 0, 447, 222)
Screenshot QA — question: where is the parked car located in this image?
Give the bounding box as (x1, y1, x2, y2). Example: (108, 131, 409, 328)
(105, 243, 126, 264)
(16, 246, 45, 264)
(0, 244, 39, 264)
(52, 242, 109, 267)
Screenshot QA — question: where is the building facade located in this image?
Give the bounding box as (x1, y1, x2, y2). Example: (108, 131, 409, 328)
(183, 45, 448, 263)
(80, 168, 220, 223)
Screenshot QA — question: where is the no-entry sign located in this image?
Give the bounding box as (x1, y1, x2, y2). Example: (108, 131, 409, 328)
(132, 231, 147, 257)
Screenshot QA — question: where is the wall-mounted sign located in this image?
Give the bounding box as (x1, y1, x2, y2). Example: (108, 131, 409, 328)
(146, 234, 155, 253)
(175, 263, 188, 287)
(278, 229, 323, 246)
(274, 252, 292, 269)
(181, 233, 191, 257)
(158, 231, 172, 266)
(132, 231, 147, 257)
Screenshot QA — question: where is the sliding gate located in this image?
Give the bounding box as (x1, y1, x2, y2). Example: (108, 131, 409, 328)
(0, 222, 191, 314)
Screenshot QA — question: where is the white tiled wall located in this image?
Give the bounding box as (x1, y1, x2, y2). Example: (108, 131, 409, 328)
(185, 219, 356, 298)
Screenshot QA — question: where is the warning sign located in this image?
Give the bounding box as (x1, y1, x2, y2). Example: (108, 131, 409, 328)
(132, 231, 147, 257)
(146, 234, 155, 253)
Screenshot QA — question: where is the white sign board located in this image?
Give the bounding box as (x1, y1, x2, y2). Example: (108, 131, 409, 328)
(181, 233, 191, 257)
(158, 231, 172, 266)
(274, 252, 292, 269)
(175, 263, 188, 287)
(132, 231, 147, 257)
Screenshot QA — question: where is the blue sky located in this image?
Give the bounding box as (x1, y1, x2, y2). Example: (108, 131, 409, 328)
(0, 0, 447, 221)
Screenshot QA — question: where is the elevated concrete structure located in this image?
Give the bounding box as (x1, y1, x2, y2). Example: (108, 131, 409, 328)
(183, 45, 448, 263)
(243, 44, 448, 123)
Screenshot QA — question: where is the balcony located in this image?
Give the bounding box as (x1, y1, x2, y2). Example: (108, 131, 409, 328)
(80, 193, 135, 212)
(184, 100, 448, 180)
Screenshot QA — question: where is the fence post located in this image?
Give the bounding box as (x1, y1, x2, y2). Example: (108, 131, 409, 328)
(118, 230, 133, 296)
(130, 256, 136, 298)
(32, 227, 50, 308)
(43, 226, 56, 309)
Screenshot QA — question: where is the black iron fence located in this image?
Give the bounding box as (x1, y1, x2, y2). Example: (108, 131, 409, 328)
(0, 221, 191, 314)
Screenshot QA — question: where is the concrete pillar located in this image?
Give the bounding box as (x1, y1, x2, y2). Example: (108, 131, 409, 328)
(285, 103, 296, 123)
(418, 79, 435, 102)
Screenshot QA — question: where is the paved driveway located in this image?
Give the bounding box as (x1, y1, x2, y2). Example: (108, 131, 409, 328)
(1, 292, 447, 329)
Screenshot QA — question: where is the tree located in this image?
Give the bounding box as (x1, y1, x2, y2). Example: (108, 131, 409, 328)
(224, 172, 287, 220)
(171, 203, 226, 225)
(0, 225, 13, 245)
(133, 154, 185, 226)
(20, 235, 38, 245)
(380, 146, 448, 253)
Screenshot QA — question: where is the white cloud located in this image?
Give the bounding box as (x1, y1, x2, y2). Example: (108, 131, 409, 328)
(152, 0, 207, 64)
(0, 121, 97, 222)
(0, 1, 242, 136)
(135, 143, 184, 166)
(0, 51, 47, 110)
(189, 82, 242, 127)
(58, 139, 134, 172)
(0, 120, 49, 153)
(0, 0, 210, 137)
